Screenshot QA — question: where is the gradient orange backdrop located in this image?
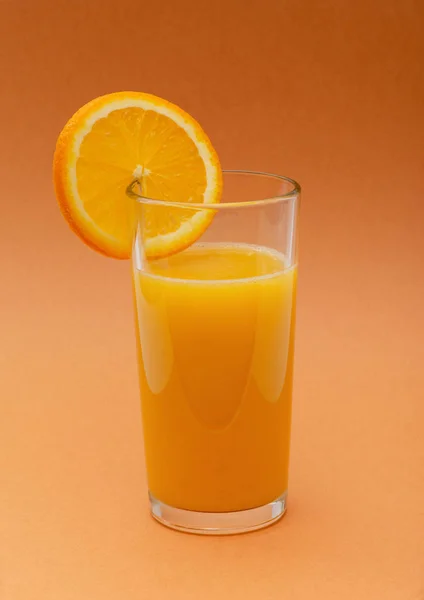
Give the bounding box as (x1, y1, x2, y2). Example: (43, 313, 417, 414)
(1, 1, 423, 598)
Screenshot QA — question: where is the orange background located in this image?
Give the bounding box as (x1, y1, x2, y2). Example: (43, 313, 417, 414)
(1, 0, 423, 598)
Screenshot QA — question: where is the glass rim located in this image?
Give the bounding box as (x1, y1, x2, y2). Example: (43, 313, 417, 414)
(126, 169, 300, 211)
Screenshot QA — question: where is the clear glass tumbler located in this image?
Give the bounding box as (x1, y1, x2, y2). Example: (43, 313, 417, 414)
(128, 170, 300, 534)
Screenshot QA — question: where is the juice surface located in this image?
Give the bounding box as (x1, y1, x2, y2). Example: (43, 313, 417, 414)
(133, 244, 297, 512)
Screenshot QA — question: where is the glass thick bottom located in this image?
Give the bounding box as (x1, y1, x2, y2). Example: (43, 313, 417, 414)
(149, 491, 287, 535)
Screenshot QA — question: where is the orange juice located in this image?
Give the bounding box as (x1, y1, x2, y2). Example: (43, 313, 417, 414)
(133, 243, 297, 513)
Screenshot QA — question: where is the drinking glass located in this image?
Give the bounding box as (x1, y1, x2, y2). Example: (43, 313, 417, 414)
(128, 170, 300, 534)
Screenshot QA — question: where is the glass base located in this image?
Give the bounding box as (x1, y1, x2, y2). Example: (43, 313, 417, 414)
(149, 491, 287, 535)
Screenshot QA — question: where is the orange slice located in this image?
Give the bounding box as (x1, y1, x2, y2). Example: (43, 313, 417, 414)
(53, 92, 222, 259)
